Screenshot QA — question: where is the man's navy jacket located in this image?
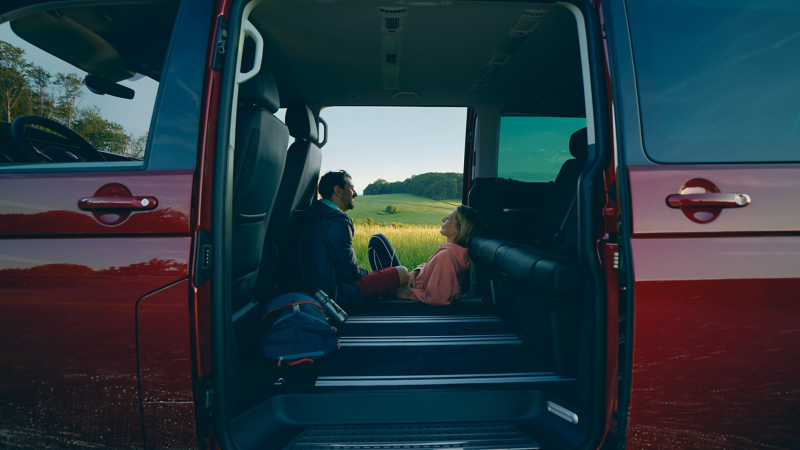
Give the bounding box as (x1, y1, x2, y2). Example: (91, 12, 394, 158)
(298, 200, 368, 310)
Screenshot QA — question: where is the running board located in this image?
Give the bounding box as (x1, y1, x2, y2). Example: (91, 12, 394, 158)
(284, 422, 540, 449)
(379, 297, 483, 304)
(315, 372, 566, 387)
(339, 334, 522, 346)
(346, 315, 501, 324)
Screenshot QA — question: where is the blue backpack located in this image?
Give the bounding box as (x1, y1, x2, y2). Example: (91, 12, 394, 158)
(259, 292, 340, 366)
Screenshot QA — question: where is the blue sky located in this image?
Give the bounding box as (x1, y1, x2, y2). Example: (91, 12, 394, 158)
(278, 107, 467, 193)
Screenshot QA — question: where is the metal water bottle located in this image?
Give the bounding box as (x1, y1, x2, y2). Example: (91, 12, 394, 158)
(313, 290, 348, 325)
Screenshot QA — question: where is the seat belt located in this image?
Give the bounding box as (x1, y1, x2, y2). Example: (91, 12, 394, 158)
(554, 193, 577, 248)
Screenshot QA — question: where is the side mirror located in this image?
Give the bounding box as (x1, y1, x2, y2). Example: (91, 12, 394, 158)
(83, 74, 135, 100)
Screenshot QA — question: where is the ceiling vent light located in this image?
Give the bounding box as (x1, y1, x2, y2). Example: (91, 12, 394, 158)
(379, 8, 408, 90)
(511, 10, 549, 35)
(390, 91, 421, 100)
(469, 9, 550, 89)
(488, 52, 512, 65)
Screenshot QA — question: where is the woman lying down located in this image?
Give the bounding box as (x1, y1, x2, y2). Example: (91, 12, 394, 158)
(369, 205, 486, 305)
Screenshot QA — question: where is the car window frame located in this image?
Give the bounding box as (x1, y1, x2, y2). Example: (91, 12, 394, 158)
(0, 0, 213, 174)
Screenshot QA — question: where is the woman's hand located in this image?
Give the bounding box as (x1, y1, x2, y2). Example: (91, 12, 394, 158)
(407, 270, 417, 289)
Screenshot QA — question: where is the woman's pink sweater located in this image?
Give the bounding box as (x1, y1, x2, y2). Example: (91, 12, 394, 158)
(398, 242, 471, 306)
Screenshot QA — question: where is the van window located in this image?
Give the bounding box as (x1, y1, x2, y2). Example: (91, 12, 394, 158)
(627, 0, 800, 163)
(0, 2, 178, 165)
(497, 116, 586, 182)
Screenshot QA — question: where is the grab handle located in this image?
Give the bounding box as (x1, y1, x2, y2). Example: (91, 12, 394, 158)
(237, 20, 263, 85)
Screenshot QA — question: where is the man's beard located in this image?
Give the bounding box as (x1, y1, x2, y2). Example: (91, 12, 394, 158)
(345, 199, 355, 211)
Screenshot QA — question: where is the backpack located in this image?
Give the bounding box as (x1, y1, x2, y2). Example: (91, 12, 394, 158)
(259, 292, 340, 366)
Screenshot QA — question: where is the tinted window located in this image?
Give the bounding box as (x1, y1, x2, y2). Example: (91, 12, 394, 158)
(497, 116, 586, 182)
(0, 2, 178, 165)
(627, 0, 800, 163)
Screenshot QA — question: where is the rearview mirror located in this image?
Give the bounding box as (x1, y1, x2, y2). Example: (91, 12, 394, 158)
(83, 74, 135, 100)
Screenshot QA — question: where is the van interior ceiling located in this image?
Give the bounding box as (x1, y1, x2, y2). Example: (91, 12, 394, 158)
(213, 1, 605, 449)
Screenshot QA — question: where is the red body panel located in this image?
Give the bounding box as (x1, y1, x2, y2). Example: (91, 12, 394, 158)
(626, 166, 800, 448)
(0, 169, 193, 236)
(0, 237, 190, 448)
(138, 279, 197, 449)
(138, 279, 193, 401)
(628, 165, 800, 235)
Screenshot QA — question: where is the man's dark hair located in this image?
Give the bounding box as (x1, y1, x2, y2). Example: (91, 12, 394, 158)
(318, 170, 351, 200)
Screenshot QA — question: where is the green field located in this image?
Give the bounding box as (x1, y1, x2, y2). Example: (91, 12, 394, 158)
(345, 194, 461, 271)
(347, 193, 462, 226)
(352, 224, 445, 271)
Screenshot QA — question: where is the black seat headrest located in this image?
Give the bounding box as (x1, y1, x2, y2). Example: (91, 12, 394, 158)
(239, 66, 280, 113)
(286, 101, 319, 143)
(569, 127, 588, 159)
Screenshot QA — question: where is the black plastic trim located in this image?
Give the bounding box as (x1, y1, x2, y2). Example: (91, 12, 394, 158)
(212, 0, 249, 449)
(562, 1, 611, 449)
(602, 1, 638, 448)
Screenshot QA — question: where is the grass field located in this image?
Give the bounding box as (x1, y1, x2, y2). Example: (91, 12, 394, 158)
(352, 223, 445, 271)
(344, 194, 459, 270)
(346, 193, 462, 226)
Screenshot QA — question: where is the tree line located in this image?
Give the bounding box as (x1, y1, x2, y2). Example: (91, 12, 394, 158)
(363, 172, 463, 201)
(0, 41, 146, 158)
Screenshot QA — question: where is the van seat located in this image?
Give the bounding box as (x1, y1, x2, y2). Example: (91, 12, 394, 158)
(469, 235, 582, 375)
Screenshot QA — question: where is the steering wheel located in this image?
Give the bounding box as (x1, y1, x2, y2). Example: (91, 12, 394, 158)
(10, 115, 106, 163)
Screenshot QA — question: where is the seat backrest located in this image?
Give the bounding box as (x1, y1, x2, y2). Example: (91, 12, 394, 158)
(535, 127, 587, 248)
(231, 67, 289, 310)
(258, 102, 323, 296)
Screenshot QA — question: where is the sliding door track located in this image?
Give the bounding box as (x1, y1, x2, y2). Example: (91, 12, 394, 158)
(284, 422, 540, 450)
(315, 372, 569, 387)
(339, 334, 523, 346)
(346, 315, 502, 324)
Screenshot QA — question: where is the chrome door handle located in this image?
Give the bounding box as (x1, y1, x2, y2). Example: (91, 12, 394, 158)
(78, 196, 158, 211)
(666, 193, 750, 208)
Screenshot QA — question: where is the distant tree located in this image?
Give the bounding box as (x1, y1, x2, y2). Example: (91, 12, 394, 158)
(364, 178, 393, 195)
(365, 172, 462, 201)
(28, 65, 53, 118)
(54, 73, 83, 128)
(385, 205, 399, 214)
(73, 106, 130, 154)
(366, 217, 374, 225)
(0, 41, 31, 122)
(122, 133, 148, 160)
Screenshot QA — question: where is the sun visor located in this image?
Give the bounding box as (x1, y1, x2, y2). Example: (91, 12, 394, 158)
(11, 12, 124, 80)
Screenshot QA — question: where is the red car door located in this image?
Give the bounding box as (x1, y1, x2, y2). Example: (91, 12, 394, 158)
(606, 1, 800, 448)
(0, 1, 214, 448)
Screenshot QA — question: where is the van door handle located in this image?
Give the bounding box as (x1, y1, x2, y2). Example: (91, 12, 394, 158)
(78, 196, 158, 211)
(666, 193, 750, 208)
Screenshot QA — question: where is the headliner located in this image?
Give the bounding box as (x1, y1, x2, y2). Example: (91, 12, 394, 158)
(250, 0, 585, 115)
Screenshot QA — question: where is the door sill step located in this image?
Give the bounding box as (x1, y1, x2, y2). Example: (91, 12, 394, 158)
(315, 372, 569, 387)
(284, 422, 540, 449)
(339, 334, 522, 347)
(346, 315, 502, 324)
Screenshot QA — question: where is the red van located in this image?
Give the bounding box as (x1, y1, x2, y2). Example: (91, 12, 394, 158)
(1, 0, 798, 449)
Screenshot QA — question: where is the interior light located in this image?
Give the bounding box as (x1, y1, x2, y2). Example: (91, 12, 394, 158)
(469, 9, 550, 90)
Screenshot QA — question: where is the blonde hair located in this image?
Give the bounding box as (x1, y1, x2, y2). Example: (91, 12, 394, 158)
(452, 205, 485, 248)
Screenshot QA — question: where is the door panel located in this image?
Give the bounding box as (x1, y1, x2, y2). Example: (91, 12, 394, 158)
(626, 168, 800, 448)
(629, 166, 800, 235)
(0, 170, 193, 236)
(0, 237, 189, 448)
(137, 278, 193, 401)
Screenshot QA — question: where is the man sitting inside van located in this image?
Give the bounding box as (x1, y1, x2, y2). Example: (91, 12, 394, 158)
(298, 170, 410, 310)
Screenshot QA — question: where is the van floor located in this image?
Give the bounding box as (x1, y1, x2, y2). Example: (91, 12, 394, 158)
(234, 295, 580, 449)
